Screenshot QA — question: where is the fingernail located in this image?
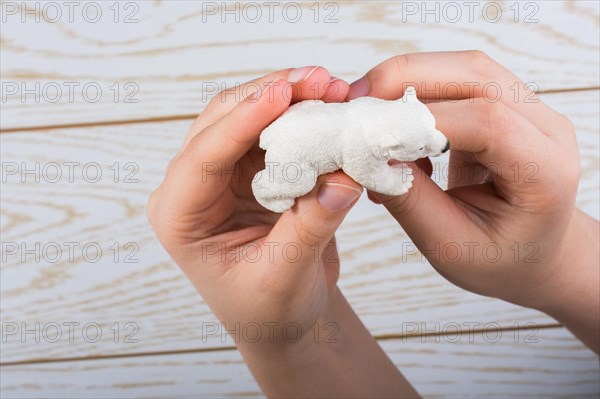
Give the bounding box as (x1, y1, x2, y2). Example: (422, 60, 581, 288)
(317, 183, 362, 212)
(288, 66, 320, 83)
(347, 76, 369, 100)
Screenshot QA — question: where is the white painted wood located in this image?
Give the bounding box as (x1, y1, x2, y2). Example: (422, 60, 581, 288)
(1, 328, 598, 398)
(2, 3, 597, 397)
(1, 90, 597, 363)
(1, 1, 599, 129)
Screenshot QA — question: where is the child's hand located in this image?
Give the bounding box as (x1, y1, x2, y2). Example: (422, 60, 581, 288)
(147, 67, 361, 352)
(349, 51, 599, 353)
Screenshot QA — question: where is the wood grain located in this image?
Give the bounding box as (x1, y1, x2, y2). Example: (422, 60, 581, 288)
(2, 2, 598, 397)
(1, 328, 598, 398)
(1, 1, 599, 130)
(1, 90, 597, 364)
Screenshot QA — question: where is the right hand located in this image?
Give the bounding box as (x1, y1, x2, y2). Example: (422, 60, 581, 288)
(349, 51, 599, 353)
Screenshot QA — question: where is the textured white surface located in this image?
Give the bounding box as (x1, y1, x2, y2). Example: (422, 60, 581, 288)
(252, 87, 449, 212)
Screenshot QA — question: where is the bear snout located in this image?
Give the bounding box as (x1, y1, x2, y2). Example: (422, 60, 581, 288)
(442, 140, 450, 153)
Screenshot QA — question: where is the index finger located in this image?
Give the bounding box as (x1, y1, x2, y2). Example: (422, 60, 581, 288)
(184, 66, 336, 148)
(348, 51, 569, 140)
(163, 79, 292, 216)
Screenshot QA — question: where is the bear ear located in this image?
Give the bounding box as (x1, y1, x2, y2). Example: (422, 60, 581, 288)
(401, 86, 418, 103)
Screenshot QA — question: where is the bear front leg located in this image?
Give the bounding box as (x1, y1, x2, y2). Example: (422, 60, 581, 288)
(373, 162, 414, 196)
(347, 161, 414, 196)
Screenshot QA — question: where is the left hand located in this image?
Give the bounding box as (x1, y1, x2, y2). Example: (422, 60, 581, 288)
(147, 66, 360, 353)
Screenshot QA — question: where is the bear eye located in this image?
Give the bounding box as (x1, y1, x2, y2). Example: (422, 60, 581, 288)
(419, 147, 424, 151)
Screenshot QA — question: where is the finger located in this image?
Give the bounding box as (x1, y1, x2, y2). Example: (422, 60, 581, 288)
(266, 172, 362, 267)
(428, 99, 572, 208)
(379, 97, 564, 247)
(165, 79, 292, 215)
(322, 77, 350, 103)
(185, 66, 333, 147)
(205, 66, 326, 120)
(347, 51, 570, 139)
(367, 190, 382, 204)
(377, 164, 485, 252)
(369, 158, 432, 204)
(446, 151, 491, 190)
(290, 66, 333, 102)
(427, 98, 546, 176)
(414, 157, 433, 177)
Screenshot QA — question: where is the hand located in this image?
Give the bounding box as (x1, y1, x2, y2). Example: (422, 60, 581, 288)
(349, 51, 599, 353)
(148, 66, 356, 347)
(147, 67, 418, 397)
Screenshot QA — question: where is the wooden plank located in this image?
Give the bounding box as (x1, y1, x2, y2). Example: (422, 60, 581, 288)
(1, 328, 598, 398)
(1, 1, 599, 130)
(1, 90, 598, 363)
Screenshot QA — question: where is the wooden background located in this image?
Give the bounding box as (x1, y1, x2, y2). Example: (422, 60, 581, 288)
(1, 1, 599, 397)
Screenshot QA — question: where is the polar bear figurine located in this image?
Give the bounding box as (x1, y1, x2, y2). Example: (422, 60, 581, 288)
(252, 86, 450, 213)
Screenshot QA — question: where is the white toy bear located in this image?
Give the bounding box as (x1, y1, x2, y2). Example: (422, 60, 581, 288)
(252, 86, 450, 213)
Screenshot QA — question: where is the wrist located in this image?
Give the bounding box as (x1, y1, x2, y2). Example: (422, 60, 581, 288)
(529, 210, 597, 312)
(235, 287, 347, 365)
(237, 287, 419, 398)
(522, 209, 599, 352)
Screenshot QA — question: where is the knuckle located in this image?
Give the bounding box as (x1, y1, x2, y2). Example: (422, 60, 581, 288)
(161, 155, 185, 187)
(544, 157, 579, 207)
(205, 93, 220, 112)
(465, 50, 499, 78)
(557, 114, 575, 134)
(478, 100, 512, 134)
(207, 90, 228, 110)
(181, 132, 207, 162)
(146, 189, 160, 227)
(562, 156, 580, 192)
(568, 165, 581, 188)
(206, 86, 239, 112)
(367, 54, 410, 95)
(293, 220, 327, 250)
(391, 54, 410, 75)
(382, 190, 417, 219)
(163, 154, 178, 176)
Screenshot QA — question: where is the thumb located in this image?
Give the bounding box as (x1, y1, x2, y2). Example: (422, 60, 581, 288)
(267, 172, 362, 264)
(370, 163, 468, 248)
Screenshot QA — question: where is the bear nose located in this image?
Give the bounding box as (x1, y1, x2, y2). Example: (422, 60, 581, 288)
(442, 140, 450, 153)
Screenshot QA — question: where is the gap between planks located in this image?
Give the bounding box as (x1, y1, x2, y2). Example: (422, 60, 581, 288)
(0, 322, 561, 367)
(1, 87, 599, 134)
